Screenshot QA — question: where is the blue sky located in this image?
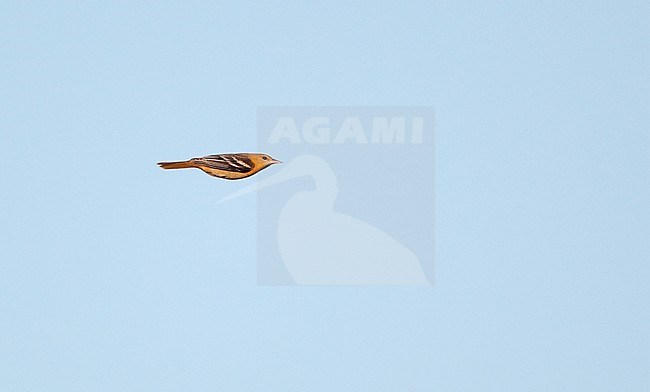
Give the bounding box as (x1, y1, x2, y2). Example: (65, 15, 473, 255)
(1, 1, 648, 391)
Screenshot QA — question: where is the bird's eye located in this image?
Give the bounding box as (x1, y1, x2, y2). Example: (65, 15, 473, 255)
(262, 156, 268, 160)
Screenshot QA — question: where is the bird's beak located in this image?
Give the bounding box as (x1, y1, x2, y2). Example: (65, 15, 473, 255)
(271, 159, 282, 164)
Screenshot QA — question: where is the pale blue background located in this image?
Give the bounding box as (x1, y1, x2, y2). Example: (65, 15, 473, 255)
(1, 1, 648, 391)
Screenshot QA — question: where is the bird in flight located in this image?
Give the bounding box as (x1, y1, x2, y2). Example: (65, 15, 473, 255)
(158, 153, 282, 180)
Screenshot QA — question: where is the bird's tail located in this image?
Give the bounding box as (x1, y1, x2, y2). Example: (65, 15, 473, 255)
(157, 160, 194, 170)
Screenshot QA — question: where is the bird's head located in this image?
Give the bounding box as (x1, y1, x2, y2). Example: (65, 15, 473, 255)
(250, 153, 282, 169)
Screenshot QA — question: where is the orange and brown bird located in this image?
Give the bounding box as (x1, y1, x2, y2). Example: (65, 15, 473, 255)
(157, 153, 282, 180)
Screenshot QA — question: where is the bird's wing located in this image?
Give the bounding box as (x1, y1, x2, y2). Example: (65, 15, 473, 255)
(195, 154, 254, 173)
